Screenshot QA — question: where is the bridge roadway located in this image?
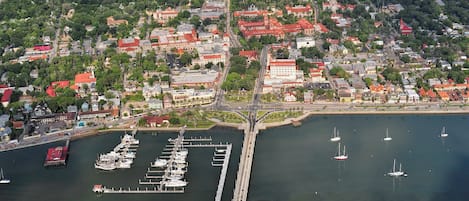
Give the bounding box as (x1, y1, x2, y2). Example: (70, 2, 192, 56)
(232, 46, 267, 201)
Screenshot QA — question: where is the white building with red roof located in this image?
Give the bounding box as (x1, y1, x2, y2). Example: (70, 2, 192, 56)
(71, 72, 96, 93)
(285, 4, 313, 17)
(263, 55, 304, 93)
(146, 7, 179, 25)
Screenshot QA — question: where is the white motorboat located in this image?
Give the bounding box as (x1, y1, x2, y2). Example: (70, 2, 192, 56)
(387, 159, 407, 177)
(152, 159, 168, 167)
(333, 143, 348, 160)
(440, 127, 448, 138)
(164, 179, 187, 187)
(330, 127, 341, 142)
(167, 168, 185, 175)
(94, 161, 117, 171)
(174, 155, 186, 161)
(215, 149, 226, 153)
(173, 159, 186, 164)
(383, 128, 392, 141)
(122, 151, 136, 159)
(121, 133, 139, 145)
(0, 168, 10, 184)
(176, 150, 188, 156)
(166, 174, 184, 180)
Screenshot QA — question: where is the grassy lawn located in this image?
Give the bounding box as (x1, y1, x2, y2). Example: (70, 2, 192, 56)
(261, 93, 281, 103)
(206, 111, 246, 124)
(224, 90, 253, 103)
(240, 111, 249, 117)
(263, 111, 303, 123)
(257, 110, 268, 118)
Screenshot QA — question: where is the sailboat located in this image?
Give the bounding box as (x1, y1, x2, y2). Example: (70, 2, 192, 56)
(440, 127, 448, 138)
(330, 127, 341, 142)
(334, 143, 348, 160)
(387, 159, 407, 177)
(383, 128, 392, 141)
(0, 168, 10, 184)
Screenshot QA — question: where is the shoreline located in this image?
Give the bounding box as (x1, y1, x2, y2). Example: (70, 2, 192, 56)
(2, 108, 469, 152)
(258, 108, 469, 129)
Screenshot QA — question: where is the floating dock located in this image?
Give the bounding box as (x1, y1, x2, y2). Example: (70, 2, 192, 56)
(93, 185, 184, 194)
(213, 144, 232, 201)
(44, 139, 69, 167)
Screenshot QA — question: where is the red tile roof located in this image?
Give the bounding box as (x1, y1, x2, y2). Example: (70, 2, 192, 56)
(239, 50, 258, 59)
(203, 54, 222, 60)
(1, 89, 13, 103)
(75, 72, 96, 84)
(143, 115, 170, 125)
(285, 4, 312, 13)
(46, 81, 70, 97)
(118, 38, 140, 48)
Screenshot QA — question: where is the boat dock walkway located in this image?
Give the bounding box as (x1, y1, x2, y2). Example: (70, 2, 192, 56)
(213, 144, 232, 201)
(99, 186, 184, 194)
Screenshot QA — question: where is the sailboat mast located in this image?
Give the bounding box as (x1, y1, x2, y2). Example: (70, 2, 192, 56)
(399, 163, 402, 172)
(393, 159, 396, 172)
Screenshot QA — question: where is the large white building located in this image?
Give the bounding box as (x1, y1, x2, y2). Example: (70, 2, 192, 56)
(263, 57, 304, 93)
(296, 37, 315, 49)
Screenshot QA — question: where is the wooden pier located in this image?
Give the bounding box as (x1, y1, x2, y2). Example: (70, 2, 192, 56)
(99, 186, 184, 194)
(213, 144, 232, 201)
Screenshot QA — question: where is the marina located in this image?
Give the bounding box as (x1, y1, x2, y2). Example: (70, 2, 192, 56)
(94, 130, 139, 171)
(94, 127, 234, 199)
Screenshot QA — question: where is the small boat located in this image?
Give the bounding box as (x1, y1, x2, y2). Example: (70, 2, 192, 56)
(94, 161, 117, 171)
(166, 174, 184, 180)
(215, 148, 226, 153)
(92, 184, 104, 193)
(152, 159, 168, 167)
(440, 127, 448, 138)
(163, 179, 187, 187)
(0, 168, 10, 184)
(330, 127, 341, 142)
(387, 159, 407, 177)
(383, 128, 392, 141)
(333, 143, 348, 160)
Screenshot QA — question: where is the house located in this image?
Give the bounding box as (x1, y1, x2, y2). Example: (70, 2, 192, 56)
(46, 81, 70, 97)
(148, 98, 163, 110)
(163, 95, 172, 109)
(304, 91, 313, 104)
(239, 50, 258, 61)
(107, 16, 128, 27)
(0, 114, 12, 141)
(143, 115, 170, 127)
(118, 38, 140, 54)
(296, 37, 315, 49)
(72, 72, 96, 92)
(171, 70, 220, 88)
(142, 83, 162, 100)
(284, 92, 297, 102)
(400, 19, 412, 35)
(1, 89, 13, 107)
(147, 7, 179, 24)
(169, 89, 215, 108)
(309, 67, 326, 83)
(285, 4, 313, 17)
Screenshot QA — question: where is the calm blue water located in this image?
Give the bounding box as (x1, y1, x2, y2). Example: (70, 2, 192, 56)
(0, 127, 243, 201)
(249, 114, 469, 201)
(3, 115, 469, 201)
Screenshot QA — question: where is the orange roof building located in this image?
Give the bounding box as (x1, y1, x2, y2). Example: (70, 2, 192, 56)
(72, 72, 96, 92)
(285, 4, 313, 17)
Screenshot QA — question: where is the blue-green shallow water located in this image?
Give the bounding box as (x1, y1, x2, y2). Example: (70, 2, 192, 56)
(249, 114, 469, 201)
(0, 127, 243, 201)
